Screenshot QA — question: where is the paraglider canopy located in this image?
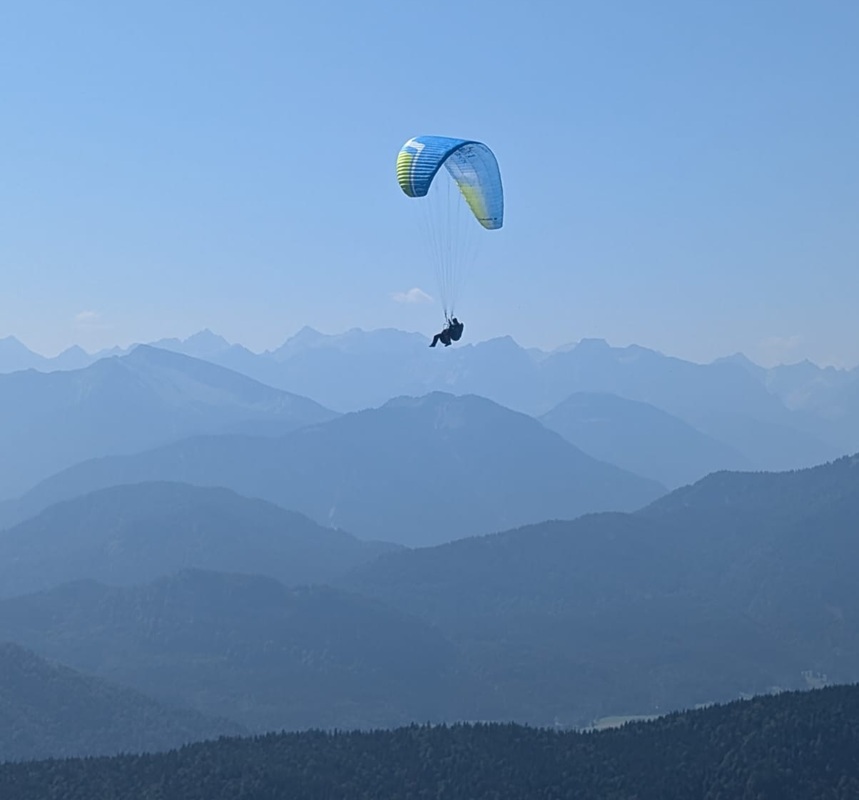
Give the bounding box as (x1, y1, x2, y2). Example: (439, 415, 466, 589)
(397, 136, 504, 230)
(396, 135, 503, 319)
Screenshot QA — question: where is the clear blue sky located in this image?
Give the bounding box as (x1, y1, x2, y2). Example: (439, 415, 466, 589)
(2, 0, 857, 366)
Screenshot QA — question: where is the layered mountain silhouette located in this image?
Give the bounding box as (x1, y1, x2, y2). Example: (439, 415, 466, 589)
(226, 329, 853, 450)
(163, 330, 859, 465)
(0, 570, 493, 732)
(0, 642, 244, 762)
(0, 393, 665, 544)
(8, 328, 859, 456)
(541, 391, 751, 488)
(5, 327, 855, 473)
(0, 345, 336, 500)
(716, 351, 857, 418)
(0, 336, 93, 373)
(339, 453, 859, 723)
(0, 482, 398, 599)
(1, 452, 857, 731)
(0, 330, 237, 374)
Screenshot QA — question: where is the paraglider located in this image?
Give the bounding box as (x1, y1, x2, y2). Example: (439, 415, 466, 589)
(429, 317, 464, 348)
(396, 136, 503, 347)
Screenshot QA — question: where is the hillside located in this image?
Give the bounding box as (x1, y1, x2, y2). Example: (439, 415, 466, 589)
(541, 391, 751, 487)
(6, 327, 850, 470)
(0, 642, 244, 762)
(1, 393, 665, 545)
(0, 482, 398, 599)
(0, 571, 492, 732)
(1, 685, 857, 799)
(4, 454, 856, 733)
(213, 330, 851, 466)
(0, 345, 336, 500)
(643, 452, 859, 517)
(340, 453, 859, 722)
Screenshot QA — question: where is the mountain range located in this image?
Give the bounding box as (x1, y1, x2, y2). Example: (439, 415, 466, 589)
(0, 482, 397, 599)
(1, 452, 857, 733)
(0, 345, 336, 500)
(540, 391, 752, 488)
(0, 392, 665, 545)
(3, 326, 859, 760)
(0, 570, 491, 733)
(338, 453, 859, 723)
(3, 327, 854, 470)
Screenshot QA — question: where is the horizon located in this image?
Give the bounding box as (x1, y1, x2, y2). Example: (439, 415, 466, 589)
(0, 324, 853, 372)
(2, 2, 858, 368)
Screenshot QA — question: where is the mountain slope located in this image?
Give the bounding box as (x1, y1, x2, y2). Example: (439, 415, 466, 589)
(340, 514, 803, 722)
(642, 452, 859, 518)
(2, 685, 858, 799)
(339, 453, 859, 722)
(0, 482, 398, 599)
(541, 391, 751, 487)
(0, 393, 665, 545)
(212, 328, 846, 467)
(690, 410, 840, 472)
(213, 327, 436, 413)
(0, 336, 46, 372)
(0, 570, 491, 732)
(0, 345, 336, 500)
(7, 326, 848, 470)
(241, 331, 857, 464)
(0, 642, 244, 762)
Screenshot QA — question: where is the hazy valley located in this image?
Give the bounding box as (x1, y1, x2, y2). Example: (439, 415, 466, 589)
(2, 332, 858, 770)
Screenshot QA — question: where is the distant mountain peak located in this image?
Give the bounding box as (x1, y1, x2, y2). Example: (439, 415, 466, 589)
(474, 335, 522, 351)
(141, 329, 232, 359)
(120, 343, 224, 367)
(575, 337, 610, 350)
(0, 336, 46, 373)
(121, 343, 168, 360)
(272, 326, 327, 355)
(712, 352, 764, 372)
(0, 335, 36, 356)
(273, 326, 426, 361)
(59, 344, 88, 356)
(724, 352, 756, 365)
(291, 325, 325, 341)
(381, 390, 459, 410)
(184, 329, 230, 348)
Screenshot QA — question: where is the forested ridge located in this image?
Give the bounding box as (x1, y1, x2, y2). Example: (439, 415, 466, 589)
(2, 684, 857, 799)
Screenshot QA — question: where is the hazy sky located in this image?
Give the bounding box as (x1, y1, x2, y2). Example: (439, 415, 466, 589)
(2, 1, 857, 366)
